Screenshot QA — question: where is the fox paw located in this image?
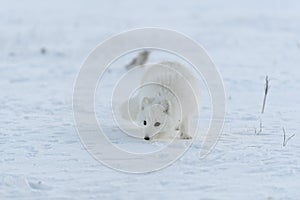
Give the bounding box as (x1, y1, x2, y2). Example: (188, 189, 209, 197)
(180, 133, 192, 139)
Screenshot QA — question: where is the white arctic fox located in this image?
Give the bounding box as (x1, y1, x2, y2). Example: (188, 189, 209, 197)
(121, 61, 200, 140)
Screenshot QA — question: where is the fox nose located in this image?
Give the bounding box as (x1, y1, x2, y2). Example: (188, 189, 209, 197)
(154, 122, 161, 127)
(144, 136, 150, 140)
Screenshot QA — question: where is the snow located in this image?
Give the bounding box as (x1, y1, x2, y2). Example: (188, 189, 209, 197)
(1, 0, 300, 199)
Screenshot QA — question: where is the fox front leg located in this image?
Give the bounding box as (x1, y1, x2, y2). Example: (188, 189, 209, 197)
(179, 117, 192, 139)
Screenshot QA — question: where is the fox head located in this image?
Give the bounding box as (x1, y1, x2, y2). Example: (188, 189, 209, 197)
(137, 97, 170, 140)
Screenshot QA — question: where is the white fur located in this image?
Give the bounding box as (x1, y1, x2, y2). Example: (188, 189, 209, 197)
(121, 61, 200, 140)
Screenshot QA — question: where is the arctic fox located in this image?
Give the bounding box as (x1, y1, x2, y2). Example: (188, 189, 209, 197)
(121, 61, 200, 140)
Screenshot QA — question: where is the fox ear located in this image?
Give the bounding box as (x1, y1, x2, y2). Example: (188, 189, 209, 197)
(141, 97, 153, 110)
(162, 100, 170, 114)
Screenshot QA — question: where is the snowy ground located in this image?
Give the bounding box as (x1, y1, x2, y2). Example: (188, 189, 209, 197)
(1, 0, 300, 199)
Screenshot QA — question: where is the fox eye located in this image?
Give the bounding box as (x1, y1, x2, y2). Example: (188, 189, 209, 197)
(154, 122, 161, 127)
(143, 120, 147, 126)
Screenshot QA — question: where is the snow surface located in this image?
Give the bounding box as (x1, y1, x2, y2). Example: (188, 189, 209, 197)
(1, 0, 300, 199)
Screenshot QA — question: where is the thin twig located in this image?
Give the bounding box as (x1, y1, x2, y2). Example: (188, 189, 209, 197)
(283, 127, 286, 146)
(259, 119, 263, 134)
(282, 127, 295, 147)
(255, 118, 263, 135)
(261, 76, 269, 114)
